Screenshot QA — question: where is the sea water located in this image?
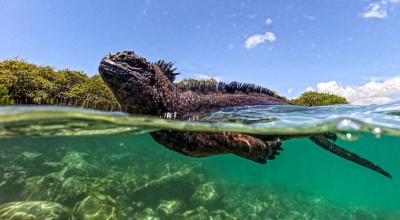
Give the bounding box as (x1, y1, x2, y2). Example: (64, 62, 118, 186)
(0, 103, 400, 219)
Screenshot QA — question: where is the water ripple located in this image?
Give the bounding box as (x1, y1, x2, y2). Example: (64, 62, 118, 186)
(1, 102, 400, 138)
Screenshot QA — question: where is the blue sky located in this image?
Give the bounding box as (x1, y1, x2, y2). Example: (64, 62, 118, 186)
(1, 0, 400, 103)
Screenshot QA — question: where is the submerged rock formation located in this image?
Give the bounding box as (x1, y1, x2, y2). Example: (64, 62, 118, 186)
(0, 201, 74, 220)
(0, 136, 399, 219)
(73, 193, 118, 220)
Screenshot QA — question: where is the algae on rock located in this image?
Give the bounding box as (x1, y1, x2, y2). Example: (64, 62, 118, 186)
(73, 193, 119, 220)
(0, 201, 75, 220)
(191, 182, 222, 207)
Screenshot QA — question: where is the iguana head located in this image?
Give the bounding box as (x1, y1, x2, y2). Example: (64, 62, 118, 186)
(99, 51, 178, 114)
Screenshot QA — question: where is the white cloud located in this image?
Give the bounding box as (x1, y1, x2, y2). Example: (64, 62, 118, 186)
(306, 87, 315, 92)
(193, 73, 222, 82)
(362, 2, 388, 19)
(244, 32, 276, 49)
(361, 0, 399, 19)
(247, 14, 257, 19)
(306, 77, 400, 105)
(303, 15, 317, 20)
(265, 17, 273, 25)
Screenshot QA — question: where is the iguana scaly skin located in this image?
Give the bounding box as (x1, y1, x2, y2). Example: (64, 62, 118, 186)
(99, 51, 392, 178)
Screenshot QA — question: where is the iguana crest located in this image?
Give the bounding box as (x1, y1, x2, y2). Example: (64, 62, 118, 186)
(154, 60, 180, 82)
(180, 80, 284, 99)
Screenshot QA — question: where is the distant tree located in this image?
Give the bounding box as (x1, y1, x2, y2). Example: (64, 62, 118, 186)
(0, 58, 55, 103)
(290, 91, 348, 106)
(0, 84, 12, 104)
(176, 77, 219, 87)
(66, 75, 120, 110)
(52, 69, 89, 98)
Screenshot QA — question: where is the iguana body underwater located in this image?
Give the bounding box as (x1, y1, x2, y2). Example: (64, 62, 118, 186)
(99, 51, 392, 178)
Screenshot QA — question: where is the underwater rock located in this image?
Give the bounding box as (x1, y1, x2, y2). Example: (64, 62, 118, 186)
(61, 151, 102, 178)
(190, 182, 221, 206)
(90, 172, 127, 198)
(0, 165, 26, 203)
(352, 208, 377, 220)
(233, 202, 265, 219)
(244, 213, 262, 220)
(42, 161, 64, 170)
(131, 208, 160, 220)
(282, 211, 306, 220)
(129, 164, 204, 204)
(41, 161, 64, 173)
(210, 210, 237, 220)
(175, 207, 235, 220)
(53, 176, 91, 206)
(178, 206, 209, 220)
(0, 201, 75, 220)
(22, 173, 89, 207)
(21, 151, 43, 162)
(221, 188, 268, 218)
(220, 195, 239, 212)
(103, 153, 138, 167)
(156, 199, 182, 217)
(22, 174, 59, 201)
(73, 192, 119, 220)
(1, 138, 397, 220)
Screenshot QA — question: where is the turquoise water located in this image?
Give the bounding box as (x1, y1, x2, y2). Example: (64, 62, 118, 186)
(1, 103, 400, 219)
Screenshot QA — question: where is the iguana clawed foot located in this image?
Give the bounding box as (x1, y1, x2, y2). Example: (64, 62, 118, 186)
(151, 131, 283, 164)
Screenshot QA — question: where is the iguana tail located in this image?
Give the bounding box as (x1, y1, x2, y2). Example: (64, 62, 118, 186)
(309, 135, 392, 179)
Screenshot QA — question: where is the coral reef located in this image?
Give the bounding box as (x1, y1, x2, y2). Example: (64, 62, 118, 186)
(0, 135, 399, 219)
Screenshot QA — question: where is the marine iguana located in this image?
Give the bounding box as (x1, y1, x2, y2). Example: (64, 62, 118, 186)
(99, 51, 392, 178)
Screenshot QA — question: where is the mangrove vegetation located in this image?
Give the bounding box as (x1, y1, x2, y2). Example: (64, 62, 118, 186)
(0, 58, 348, 110)
(290, 91, 349, 106)
(0, 58, 119, 110)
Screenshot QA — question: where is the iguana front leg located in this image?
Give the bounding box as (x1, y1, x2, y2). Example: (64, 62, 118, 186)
(150, 131, 282, 163)
(212, 132, 282, 163)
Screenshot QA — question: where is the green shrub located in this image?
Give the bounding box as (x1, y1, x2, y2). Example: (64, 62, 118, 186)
(176, 77, 218, 87)
(0, 84, 13, 104)
(66, 75, 120, 110)
(290, 91, 348, 106)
